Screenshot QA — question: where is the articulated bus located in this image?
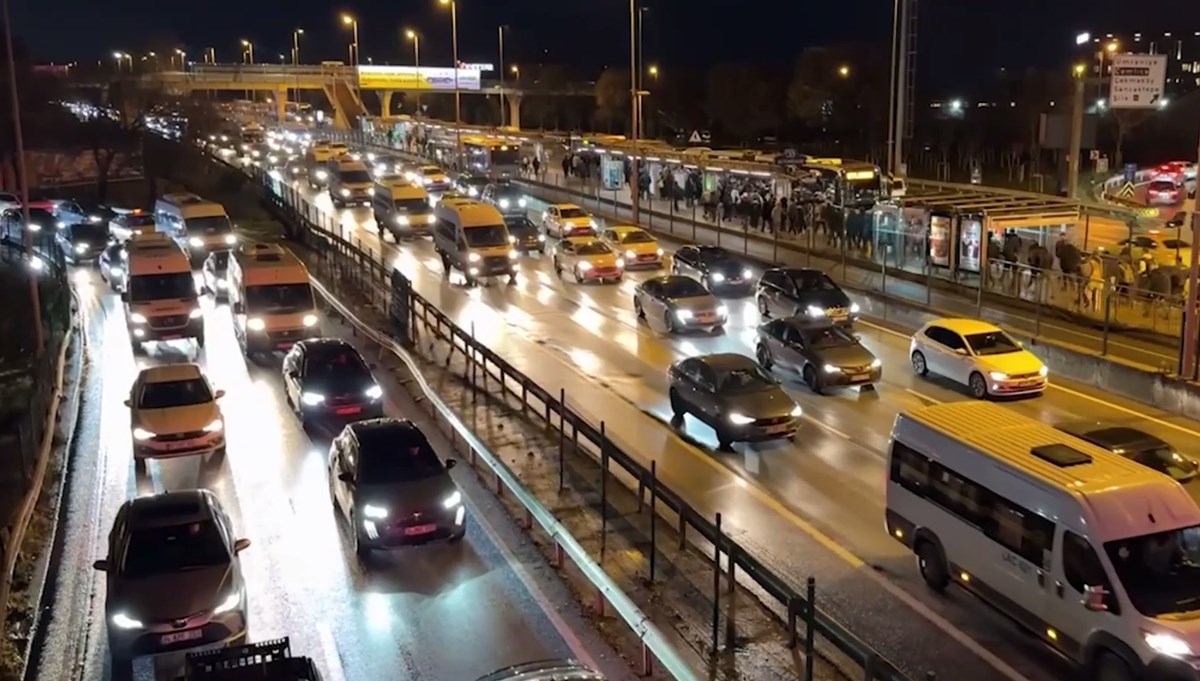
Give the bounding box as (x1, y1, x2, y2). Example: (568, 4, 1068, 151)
(462, 136, 523, 177)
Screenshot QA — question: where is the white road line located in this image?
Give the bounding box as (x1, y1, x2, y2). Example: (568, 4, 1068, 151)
(1050, 382, 1200, 439)
(317, 622, 348, 681)
(904, 388, 943, 404)
(803, 414, 851, 440)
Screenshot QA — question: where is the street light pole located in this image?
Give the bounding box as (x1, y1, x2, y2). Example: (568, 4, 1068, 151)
(292, 28, 303, 65)
(1066, 65, 1085, 200)
(406, 30, 422, 117)
(637, 5, 647, 137)
(439, 0, 462, 167)
(342, 15, 359, 66)
(628, 0, 639, 222)
(498, 25, 506, 128)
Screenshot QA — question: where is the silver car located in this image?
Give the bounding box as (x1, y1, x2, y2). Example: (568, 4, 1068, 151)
(634, 275, 727, 334)
(93, 490, 251, 675)
(667, 353, 801, 449)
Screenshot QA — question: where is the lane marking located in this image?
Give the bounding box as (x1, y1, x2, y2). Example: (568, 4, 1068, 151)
(904, 388, 943, 405)
(802, 414, 851, 441)
(317, 622, 349, 681)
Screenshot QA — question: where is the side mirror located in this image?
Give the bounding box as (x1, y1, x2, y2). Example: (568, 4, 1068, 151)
(338, 471, 355, 485)
(445, 458, 457, 470)
(1083, 585, 1109, 612)
(233, 538, 251, 554)
(232, 302, 244, 315)
(214, 389, 226, 399)
(120, 291, 129, 303)
(123, 399, 131, 408)
(954, 347, 968, 356)
(93, 559, 109, 571)
(1016, 340, 1024, 348)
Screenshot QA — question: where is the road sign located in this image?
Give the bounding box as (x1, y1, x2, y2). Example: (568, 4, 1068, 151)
(1123, 162, 1138, 183)
(1109, 54, 1167, 109)
(1117, 182, 1136, 198)
(1089, 149, 1100, 161)
(688, 130, 703, 144)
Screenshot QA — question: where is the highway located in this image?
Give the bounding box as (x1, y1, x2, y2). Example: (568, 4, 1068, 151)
(268, 162, 1200, 681)
(30, 266, 633, 680)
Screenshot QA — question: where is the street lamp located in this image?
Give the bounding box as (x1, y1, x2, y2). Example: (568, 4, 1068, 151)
(292, 28, 304, 65)
(510, 64, 519, 77)
(838, 64, 850, 78)
(112, 51, 131, 72)
(146, 51, 158, 71)
(628, 0, 640, 222)
(341, 14, 359, 66)
(405, 29, 422, 116)
(648, 64, 658, 78)
(498, 25, 508, 127)
(174, 48, 186, 70)
(205, 47, 215, 64)
(437, 0, 462, 166)
(241, 39, 254, 64)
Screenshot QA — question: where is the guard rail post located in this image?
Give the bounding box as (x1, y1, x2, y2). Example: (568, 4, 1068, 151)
(648, 459, 657, 583)
(712, 511, 722, 653)
(600, 421, 609, 555)
(558, 388, 566, 492)
(806, 576, 817, 680)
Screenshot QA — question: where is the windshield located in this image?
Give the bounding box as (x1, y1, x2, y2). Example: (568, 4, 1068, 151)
(718, 366, 777, 393)
(123, 214, 156, 227)
(1105, 525, 1200, 617)
(576, 242, 611, 256)
(494, 187, 521, 199)
(340, 170, 372, 184)
(421, 167, 444, 176)
(70, 224, 109, 242)
(790, 271, 839, 292)
(1132, 446, 1199, 480)
(491, 148, 521, 166)
(122, 520, 229, 578)
(129, 273, 195, 302)
(306, 351, 371, 385)
(698, 248, 734, 263)
(245, 283, 314, 313)
(964, 331, 1021, 356)
(620, 230, 654, 244)
(505, 218, 535, 233)
(805, 326, 855, 349)
(463, 225, 510, 248)
(139, 378, 213, 409)
(360, 444, 447, 483)
(661, 278, 709, 298)
(558, 208, 588, 219)
(394, 198, 431, 214)
(187, 215, 233, 236)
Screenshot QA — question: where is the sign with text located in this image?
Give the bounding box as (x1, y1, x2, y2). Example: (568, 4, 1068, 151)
(1109, 54, 1166, 109)
(356, 66, 481, 91)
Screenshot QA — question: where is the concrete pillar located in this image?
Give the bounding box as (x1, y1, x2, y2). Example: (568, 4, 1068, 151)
(379, 90, 395, 117)
(506, 92, 522, 131)
(275, 87, 287, 124)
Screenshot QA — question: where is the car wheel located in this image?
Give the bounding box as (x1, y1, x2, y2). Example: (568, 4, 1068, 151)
(756, 343, 773, 370)
(910, 351, 928, 377)
(969, 372, 989, 400)
(757, 296, 770, 317)
(1094, 652, 1135, 681)
(668, 389, 686, 419)
(803, 365, 823, 395)
(916, 540, 950, 592)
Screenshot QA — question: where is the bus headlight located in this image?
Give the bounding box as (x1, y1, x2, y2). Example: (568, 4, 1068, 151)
(129, 312, 147, 324)
(188, 308, 203, 319)
(246, 318, 266, 331)
(340, 188, 351, 197)
(467, 252, 481, 263)
(225, 234, 237, 245)
(132, 427, 154, 441)
(395, 215, 409, 225)
(303, 314, 319, 327)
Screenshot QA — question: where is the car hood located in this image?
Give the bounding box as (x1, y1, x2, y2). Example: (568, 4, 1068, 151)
(580, 252, 620, 268)
(306, 374, 373, 398)
(793, 288, 851, 309)
(135, 403, 220, 435)
(814, 343, 876, 369)
(671, 293, 722, 312)
(978, 350, 1044, 376)
(359, 476, 457, 516)
(114, 564, 234, 622)
(724, 386, 797, 419)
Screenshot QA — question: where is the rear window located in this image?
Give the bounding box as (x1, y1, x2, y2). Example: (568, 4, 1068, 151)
(339, 170, 372, 184)
(620, 230, 654, 244)
(123, 214, 156, 227)
(1151, 181, 1177, 191)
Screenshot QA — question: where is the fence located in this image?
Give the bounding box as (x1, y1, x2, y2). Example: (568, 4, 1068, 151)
(236, 152, 922, 681)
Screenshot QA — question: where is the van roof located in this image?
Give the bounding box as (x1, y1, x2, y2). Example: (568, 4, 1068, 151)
(233, 243, 309, 285)
(336, 160, 368, 172)
(158, 193, 227, 218)
(126, 234, 190, 274)
(436, 200, 504, 227)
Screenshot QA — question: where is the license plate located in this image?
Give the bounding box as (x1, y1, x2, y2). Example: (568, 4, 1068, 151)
(161, 629, 203, 645)
(766, 424, 792, 434)
(1017, 380, 1039, 387)
(335, 406, 361, 415)
(164, 439, 197, 450)
(404, 523, 437, 536)
(160, 335, 182, 341)
(276, 342, 294, 349)
(849, 374, 870, 381)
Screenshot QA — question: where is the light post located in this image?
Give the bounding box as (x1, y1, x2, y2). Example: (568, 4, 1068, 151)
(642, 64, 657, 138)
(146, 51, 158, 71)
(405, 29, 422, 117)
(206, 47, 215, 64)
(342, 14, 359, 66)
(438, 0, 462, 167)
(112, 51, 131, 72)
(292, 28, 304, 65)
(628, 0, 639, 222)
(838, 64, 850, 78)
(241, 39, 254, 64)
(498, 25, 507, 127)
(175, 48, 186, 70)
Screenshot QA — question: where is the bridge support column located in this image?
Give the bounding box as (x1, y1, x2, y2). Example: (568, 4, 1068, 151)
(379, 90, 395, 117)
(275, 87, 288, 124)
(506, 93, 522, 131)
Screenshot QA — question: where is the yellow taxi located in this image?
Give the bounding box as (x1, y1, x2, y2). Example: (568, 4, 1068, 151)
(600, 225, 664, 268)
(552, 237, 624, 284)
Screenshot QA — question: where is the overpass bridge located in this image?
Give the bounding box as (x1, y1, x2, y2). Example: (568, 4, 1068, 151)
(144, 64, 591, 130)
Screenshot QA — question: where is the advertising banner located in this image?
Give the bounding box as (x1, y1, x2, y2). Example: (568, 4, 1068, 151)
(601, 156, 624, 190)
(928, 214, 952, 268)
(958, 216, 982, 273)
(357, 66, 481, 91)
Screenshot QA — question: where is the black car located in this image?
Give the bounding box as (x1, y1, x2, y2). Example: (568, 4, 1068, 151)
(504, 216, 544, 253)
(481, 182, 527, 216)
(201, 251, 230, 299)
(282, 338, 384, 425)
(455, 174, 491, 199)
(327, 418, 465, 559)
(1056, 421, 1199, 483)
(1, 207, 55, 242)
(55, 221, 109, 264)
(99, 242, 128, 292)
(756, 267, 859, 326)
(671, 245, 754, 294)
(756, 318, 880, 393)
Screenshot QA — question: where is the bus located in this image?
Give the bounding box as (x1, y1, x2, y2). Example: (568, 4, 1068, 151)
(462, 136, 522, 177)
(790, 158, 883, 209)
(886, 401, 1200, 681)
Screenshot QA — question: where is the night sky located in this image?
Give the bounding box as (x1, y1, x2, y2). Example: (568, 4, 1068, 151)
(14, 0, 1196, 89)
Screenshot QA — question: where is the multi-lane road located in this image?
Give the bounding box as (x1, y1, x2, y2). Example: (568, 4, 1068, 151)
(265, 160, 1200, 681)
(30, 266, 633, 680)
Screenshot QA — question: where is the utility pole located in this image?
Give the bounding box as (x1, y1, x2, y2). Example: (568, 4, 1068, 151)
(498, 26, 505, 128)
(1180, 125, 1200, 378)
(1066, 71, 1085, 199)
(628, 0, 640, 222)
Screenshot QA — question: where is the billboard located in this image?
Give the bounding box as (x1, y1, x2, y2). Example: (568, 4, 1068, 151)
(357, 66, 481, 91)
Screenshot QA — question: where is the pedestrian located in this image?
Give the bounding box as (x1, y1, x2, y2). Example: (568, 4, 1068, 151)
(771, 199, 783, 235)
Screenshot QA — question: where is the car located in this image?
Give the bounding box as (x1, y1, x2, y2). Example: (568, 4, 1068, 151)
(454, 173, 491, 198)
(284, 156, 309, 178)
(633, 275, 727, 334)
(327, 418, 465, 559)
(671, 245, 753, 294)
(55, 221, 109, 264)
(0, 206, 55, 242)
(49, 199, 96, 228)
(552, 237, 624, 283)
(125, 363, 226, 461)
(98, 241, 128, 292)
(599, 225, 664, 268)
(0, 192, 19, 212)
(541, 203, 596, 239)
(1055, 421, 1199, 484)
(666, 353, 801, 449)
(909, 318, 1047, 399)
(368, 153, 403, 178)
(201, 250, 230, 299)
(482, 182, 527, 216)
(755, 318, 881, 394)
(756, 267, 859, 325)
(1147, 180, 1181, 205)
(407, 165, 452, 192)
(504, 215, 544, 253)
(93, 490, 250, 674)
(109, 209, 157, 241)
(282, 338, 385, 426)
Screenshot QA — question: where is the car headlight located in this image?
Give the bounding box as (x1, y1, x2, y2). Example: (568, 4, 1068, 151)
(656, 248, 664, 256)
(111, 612, 144, 630)
(315, 169, 329, 180)
(303, 314, 319, 327)
(742, 268, 753, 279)
(245, 317, 266, 331)
(728, 412, 755, 425)
(26, 223, 40, 232)
(225, 234, 237, 245)
(422, 177, 432, 185)
(577, 261, 593, 271)
(1038, 365, 1049, 377)
(212, 590, 242, 616)
(74, 243, 87, 254)
(790, 405, 803, 417)
(625, 249, 636, 259)
(870, 358, 882, 369)
(189, 237, 203, 248)
(132, 427, 155, 441)
(1144, 631, 1192, 657)
(537, 234, 546, 242)
(509, 250, 519, 260)
(589, 219, 599, 228)
(188, 308, 203, 319)
(988, 371, 1009, 381)
(268, 155, 278, 164)
(56, 221, 66, 230)
(499, 199, 510, 208)
(301, 392, 325, 406)
(88, 215, 102, 223)
(616, 258, 625, 268)
(442, 491, 462, 509)
(807, 305, 826, 317)
(468, 187, 479, 197)
(395, 214, 409, 225)
(340, 188, 351, 197)
(362, 504, 388, 519)
(715, 305, 728, 317)
(110, 266, 124, 278)
(367, 187, 375, 195)
(129, 312, 147, 324)
(823, 364, 840, 373)
(216, 279, 227, 289)
(203, 418, 224, 433)
(467, 252, 482, 263)
(710, 272, 726, 283)
(850, 302, 861, 314)
(674, 308, 693, 320)
(509, 235, 517, 244)
(365, 385, 383, 400)
(518, 198, 527, 207)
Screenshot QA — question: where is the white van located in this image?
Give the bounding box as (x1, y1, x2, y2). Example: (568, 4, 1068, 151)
(227, 243, 318, 355)
(154, 192, 237, 257)
(887, 401, 1200, 681)
(122, 233, 204, 353)
(432, 199, 517, 286)
(327, 159, 373, 208)
(372, 178, 434, 240)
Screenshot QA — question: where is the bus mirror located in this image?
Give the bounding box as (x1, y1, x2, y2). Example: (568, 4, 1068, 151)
(120, 291, 129, 303)
(1083, 585, 1109, 612)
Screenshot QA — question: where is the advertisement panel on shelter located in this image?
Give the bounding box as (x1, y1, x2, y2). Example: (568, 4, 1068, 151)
(958, 216, 983, 273)
(356, 66, 481, 91)
(928, 214, 952, 268)
(601, 156, 624, 190)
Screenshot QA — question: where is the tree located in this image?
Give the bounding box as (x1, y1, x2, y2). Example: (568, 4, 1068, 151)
(0, 36, 72, 191)
(523, 64, 571, 130)
(704, 63, 781, 144)
(593, 68, 630, 134)
(787, 45, 888, 153)
(71, 79, 152, 202)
